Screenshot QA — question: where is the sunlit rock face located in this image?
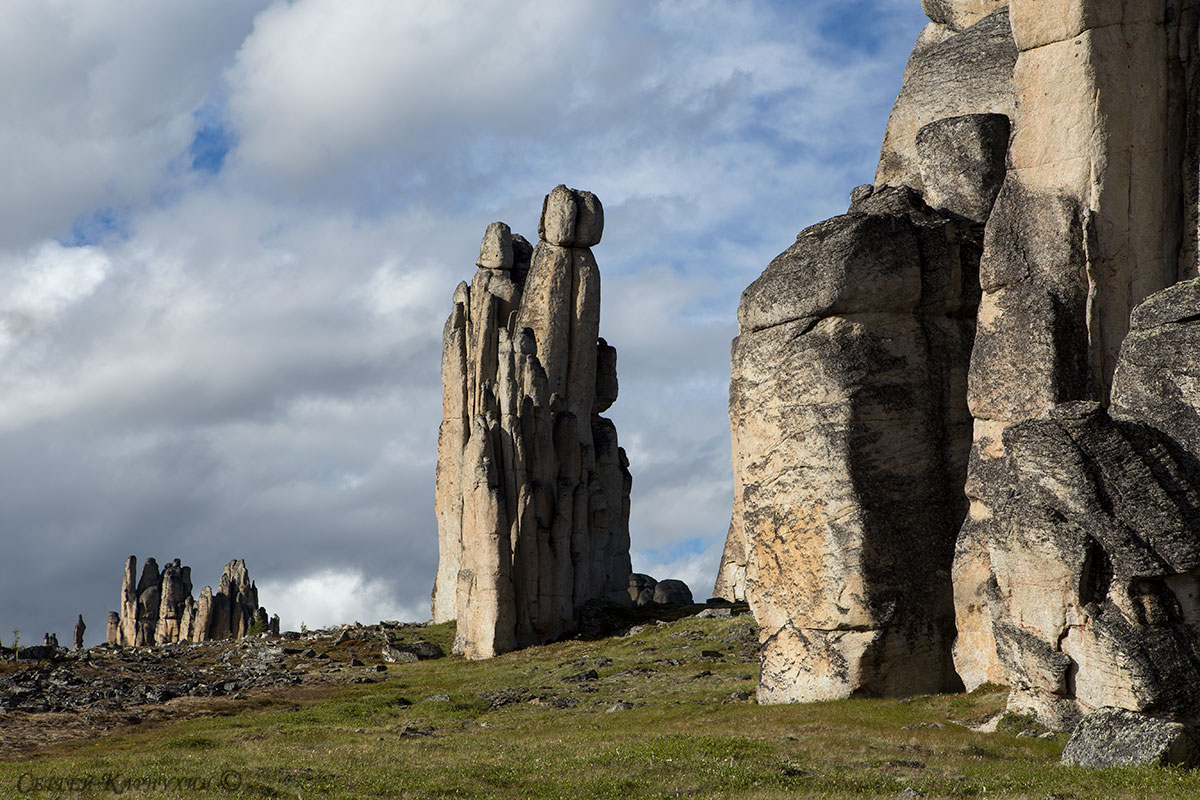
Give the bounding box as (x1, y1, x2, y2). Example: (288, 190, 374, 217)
(720, 0, 1200, 724)
(729, 186, 980, 702)
(432, 186, 632, 660)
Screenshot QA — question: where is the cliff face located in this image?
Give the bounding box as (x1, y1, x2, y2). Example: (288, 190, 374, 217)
(720, 0, 1200, 729)
(433, 186, 632, 660)
(107, 557, 277, 646)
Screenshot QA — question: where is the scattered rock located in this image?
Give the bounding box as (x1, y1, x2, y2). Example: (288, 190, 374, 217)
(652, 579, 693, 606)
(1062, 708, 1200, 768)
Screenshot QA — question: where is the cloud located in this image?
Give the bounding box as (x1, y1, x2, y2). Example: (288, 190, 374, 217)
(0, 0, 930, 646)
(0, 242, 110, 350)
(0, 0, 269, 246)
(257, 568, 425, 631)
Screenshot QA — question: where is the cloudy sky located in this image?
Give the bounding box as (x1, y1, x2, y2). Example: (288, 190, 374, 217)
(0, 0, 927, 645)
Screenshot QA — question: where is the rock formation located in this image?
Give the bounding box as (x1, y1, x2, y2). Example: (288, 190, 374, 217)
(723, 183, 982, 702)
(629, 573, 657, 607)
(626, 574, 694, 607)
(719, 0, 1200, 728)
(433, 186, 633, 659)
(107, 557, 278, 646)
(72, 615, 85, 651)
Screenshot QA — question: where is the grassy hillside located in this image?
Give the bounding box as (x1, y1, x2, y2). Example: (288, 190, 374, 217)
(5, 613, 1200, 799)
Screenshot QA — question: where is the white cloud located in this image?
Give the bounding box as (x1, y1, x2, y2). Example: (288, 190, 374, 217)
(0, 0, 269, 246)
(258, 568, 426, 632)
(0, 0, 931, 644)
(225, 0, 623, 183)
(0, 242, 110, 349)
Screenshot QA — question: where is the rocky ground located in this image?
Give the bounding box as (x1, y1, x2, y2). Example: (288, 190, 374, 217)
(0, 601, 753, 761)
(0, 620, 448, 759)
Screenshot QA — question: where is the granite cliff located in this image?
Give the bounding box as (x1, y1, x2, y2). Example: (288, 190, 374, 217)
(718, 0, 1200, 748)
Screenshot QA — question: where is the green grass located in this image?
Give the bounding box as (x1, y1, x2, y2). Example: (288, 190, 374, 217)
(4, 616, 1200, 798)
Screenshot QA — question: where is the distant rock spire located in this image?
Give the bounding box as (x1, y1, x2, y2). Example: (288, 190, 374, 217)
(433, 186, 633, 659)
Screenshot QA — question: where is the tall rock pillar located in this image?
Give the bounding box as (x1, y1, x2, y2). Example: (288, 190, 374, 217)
(432, 186, 633, 659)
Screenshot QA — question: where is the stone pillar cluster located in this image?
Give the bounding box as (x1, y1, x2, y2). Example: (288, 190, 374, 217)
(433, 185, 633, 660)
(718, 0, 1200, 735)
(107, 556, 278, 646)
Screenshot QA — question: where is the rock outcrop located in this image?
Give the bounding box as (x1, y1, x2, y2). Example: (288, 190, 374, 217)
(951, 0, 1200, 715)
(432, 186, 633, 659)
(725, 184, 980, 703)
(986, 399, 1200, 727)
(720, 0, 1200, 726)
(107, 557, 278, 646)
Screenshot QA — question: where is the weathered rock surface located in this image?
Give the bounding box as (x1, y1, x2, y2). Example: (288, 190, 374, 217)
(1062, 707, 1200, 768)
(712, 510, 747, 602)
(965, 278, 1200, 728)
(875, 9, 1016, 193)
(921, 0, 1007, 31)
(1111, 277, 1200, 456)
(916, 113, 1009, 223)
(728, 186, 979, 703)
(952, 0, 1200, 695)
(985, 401, 1200, 728)
(107, 557, 273, 647)
(433, 187, 633, 659)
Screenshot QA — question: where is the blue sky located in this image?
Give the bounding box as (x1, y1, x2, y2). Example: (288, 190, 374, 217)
(0, 0, 928, 644)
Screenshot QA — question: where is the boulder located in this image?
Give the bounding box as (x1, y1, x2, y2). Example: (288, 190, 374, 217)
(652, 579, 693, 606)
(629, 573, 657, 607)
(538, 185, 604, 248)
(915, 113, 1009, 223)
(875, 9, 1016, 193)
(1062, 708, 1200, 768)
(476, 222, 514, 270)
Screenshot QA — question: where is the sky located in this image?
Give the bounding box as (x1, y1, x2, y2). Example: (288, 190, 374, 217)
(0, 0, 929, 645)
